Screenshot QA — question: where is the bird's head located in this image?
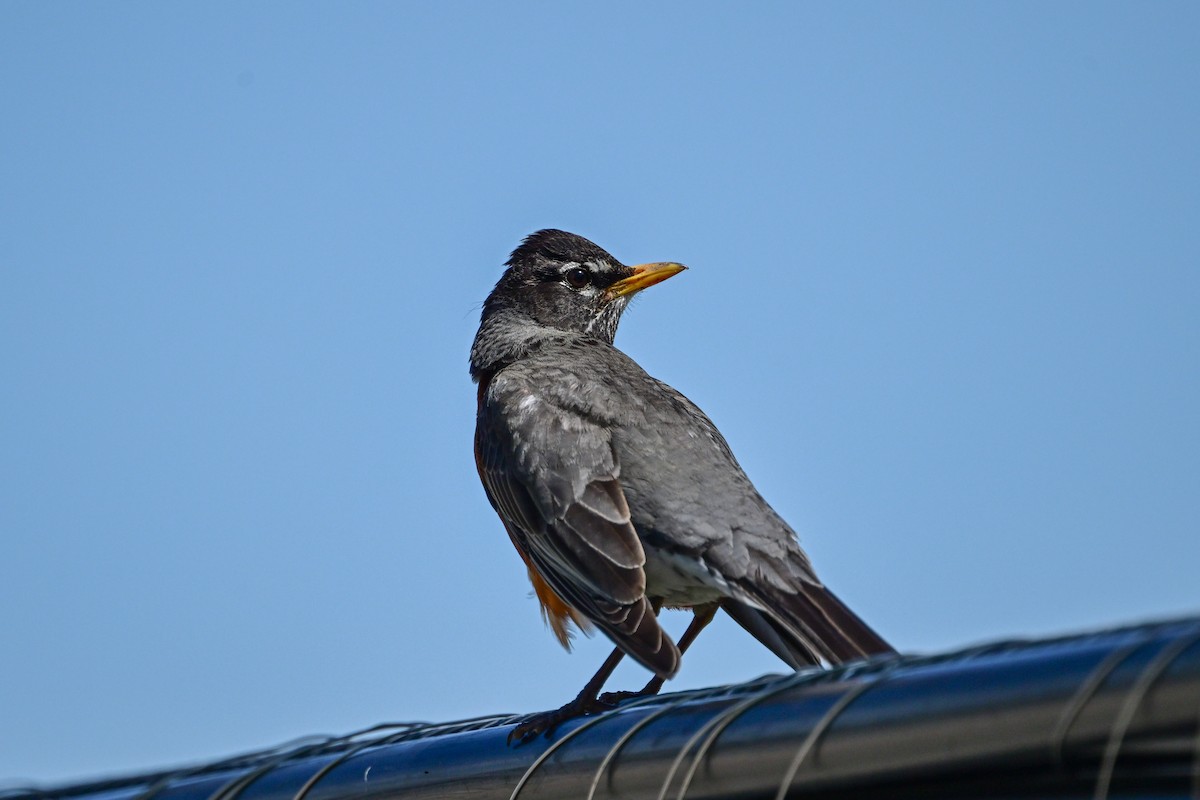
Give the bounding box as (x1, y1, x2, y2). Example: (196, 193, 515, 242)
(489, 229, 685, 339)
(470, 230, 685, 378)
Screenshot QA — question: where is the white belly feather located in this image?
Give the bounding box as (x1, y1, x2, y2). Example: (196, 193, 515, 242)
(642, 546, 731, 606)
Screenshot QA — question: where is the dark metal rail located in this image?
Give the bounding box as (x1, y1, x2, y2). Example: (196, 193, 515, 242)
(6, 616, 1200, 800)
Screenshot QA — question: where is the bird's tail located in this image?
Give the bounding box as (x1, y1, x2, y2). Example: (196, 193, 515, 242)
(724, 583, 895, 669)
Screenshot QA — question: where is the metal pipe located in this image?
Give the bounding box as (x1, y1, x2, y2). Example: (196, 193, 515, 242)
(7, 617, 1200, 800)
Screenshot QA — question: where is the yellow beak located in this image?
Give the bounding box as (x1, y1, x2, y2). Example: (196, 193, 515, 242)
(605, 262, 687, 299)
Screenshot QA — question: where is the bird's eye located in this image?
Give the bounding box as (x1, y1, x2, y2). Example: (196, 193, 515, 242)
(563, 267, 590, 289)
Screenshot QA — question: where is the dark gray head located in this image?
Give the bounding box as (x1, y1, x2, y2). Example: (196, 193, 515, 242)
(470, 230, 685, 380)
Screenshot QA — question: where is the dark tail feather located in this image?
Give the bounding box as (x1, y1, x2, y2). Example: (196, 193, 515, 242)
(721, 599, 821, 670)
(734, 583, 895, 666)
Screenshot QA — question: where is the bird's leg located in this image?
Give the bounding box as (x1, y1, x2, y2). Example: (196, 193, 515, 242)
(598, 602, 719, 706)
(508, 645, 628, 744)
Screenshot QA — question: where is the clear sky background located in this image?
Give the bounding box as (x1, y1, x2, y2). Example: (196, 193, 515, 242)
(2, 1, 1197, 786)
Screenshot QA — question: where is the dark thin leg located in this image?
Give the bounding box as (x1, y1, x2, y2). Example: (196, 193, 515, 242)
(509, 602, 673, 745)
(508, 645, 629, 745)
(577, 645, 628, 701)
(599, 602, 719, 704)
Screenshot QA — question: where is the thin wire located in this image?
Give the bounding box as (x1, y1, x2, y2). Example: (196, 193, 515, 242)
(509, 692, 669, 800)
(673, 658, 901, 800)
(665, 698, 769, 800)
(773, 672, 891, 800)
(16, 618, 1200, 800)
(1093, 632, 1200, 800)
(132, 736, 340, 800)
(669, 667, 840, 800)
(1050, 636, 1153, 769)
(207, 727, 398, 800)
(130, 715, 519, 800)
(584, 684, 737, 800)
(290, 723, 430, 800)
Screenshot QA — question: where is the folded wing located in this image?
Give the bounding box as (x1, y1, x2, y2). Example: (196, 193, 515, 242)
(476, 380, 680, 678)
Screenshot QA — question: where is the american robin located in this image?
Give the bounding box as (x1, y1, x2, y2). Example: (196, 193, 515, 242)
(471, 230, 895, 743)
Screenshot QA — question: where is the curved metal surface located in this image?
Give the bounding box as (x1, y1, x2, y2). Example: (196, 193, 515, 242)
(8, 617, 1200, 800)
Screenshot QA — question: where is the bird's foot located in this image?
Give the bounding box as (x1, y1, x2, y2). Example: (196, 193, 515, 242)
(507, 692, 617, 745)
(596, 688, 651, 706)
(598, 676, 664, 707)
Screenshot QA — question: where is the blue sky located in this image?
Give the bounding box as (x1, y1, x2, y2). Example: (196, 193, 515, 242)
(2, 1, 1197, 785)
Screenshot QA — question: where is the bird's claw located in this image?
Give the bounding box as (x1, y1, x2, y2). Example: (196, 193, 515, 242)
(507, 694, 617, 745)
(596, 689, 648, 706)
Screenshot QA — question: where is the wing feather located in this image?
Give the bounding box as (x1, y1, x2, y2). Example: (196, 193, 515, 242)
(476, 377, 680, 678)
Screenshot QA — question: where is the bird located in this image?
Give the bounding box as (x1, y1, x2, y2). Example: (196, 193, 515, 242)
(470, 229, 895, 743)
